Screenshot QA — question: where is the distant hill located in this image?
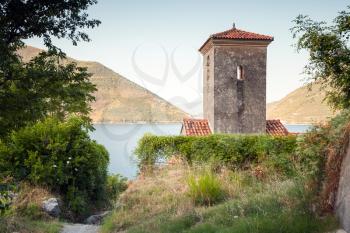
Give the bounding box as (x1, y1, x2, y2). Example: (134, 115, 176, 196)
(267, 83, 338, 124)
(18, 46, 189, 123)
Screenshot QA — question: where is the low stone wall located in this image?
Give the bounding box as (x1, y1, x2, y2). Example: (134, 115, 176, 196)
(336, 140, 350, 232)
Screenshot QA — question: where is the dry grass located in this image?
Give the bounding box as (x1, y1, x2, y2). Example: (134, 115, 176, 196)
(0, 183, 62, 233)
(114, 163, 194, 227)
(12, 183, 55, 212)
(101, 160, 297, 233)
(101, 160, 338, 233)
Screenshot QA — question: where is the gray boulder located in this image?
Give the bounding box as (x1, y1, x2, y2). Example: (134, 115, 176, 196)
(85, 211, 110, 225)
(42, 198, 60, 217)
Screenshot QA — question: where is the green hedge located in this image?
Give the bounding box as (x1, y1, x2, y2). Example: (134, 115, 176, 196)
(0, 117, 109, 220)
(135, 134, 297, 173)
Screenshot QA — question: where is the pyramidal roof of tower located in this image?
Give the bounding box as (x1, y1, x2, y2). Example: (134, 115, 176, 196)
(199, 25, 274, 52)
(211, 27, 273, 41)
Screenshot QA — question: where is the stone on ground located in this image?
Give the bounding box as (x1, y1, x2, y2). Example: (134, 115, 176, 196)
(42, 198, 60, 217)
(85, 211, 110, 225)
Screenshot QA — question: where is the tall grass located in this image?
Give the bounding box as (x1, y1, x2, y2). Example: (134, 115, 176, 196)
(100, 163, 339, 233)
(186, 171, 225, 206)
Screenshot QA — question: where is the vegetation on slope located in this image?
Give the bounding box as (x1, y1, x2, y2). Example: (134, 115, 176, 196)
(101, 162, 338, 233)
(0, 183, 62, 233)
(100, 129, 345, 233)
(17, 46, 189, 123)
(267, 83, 337, 124)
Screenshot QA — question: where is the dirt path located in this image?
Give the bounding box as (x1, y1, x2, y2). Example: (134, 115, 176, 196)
(61, 223, 99, 233)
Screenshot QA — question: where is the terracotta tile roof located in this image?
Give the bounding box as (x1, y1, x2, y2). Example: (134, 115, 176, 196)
(199, 27, 274, 52)
(182, 119, 289, 136)
(211, 28, 274, 41)
(266, 119, 289, 136)
(182, 118, 212, 136)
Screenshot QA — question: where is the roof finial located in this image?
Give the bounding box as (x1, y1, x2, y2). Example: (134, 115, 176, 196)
(232, 22, 236, 29)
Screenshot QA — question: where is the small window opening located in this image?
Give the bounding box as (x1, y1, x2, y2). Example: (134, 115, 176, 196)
(206, 56, 210, 81)
(237, 65, 244, 80)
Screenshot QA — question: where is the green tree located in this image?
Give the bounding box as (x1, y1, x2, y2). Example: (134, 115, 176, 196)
(0, 0, 101, 136)
(292, 6, 350, 110)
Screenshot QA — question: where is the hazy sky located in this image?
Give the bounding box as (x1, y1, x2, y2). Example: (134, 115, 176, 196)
(26, 0, 348, 117)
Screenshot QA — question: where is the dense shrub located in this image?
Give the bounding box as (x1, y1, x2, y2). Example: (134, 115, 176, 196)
(0, 117, 109, 219)
(0, 177, 16, 215)
(135, 134, 297, 175)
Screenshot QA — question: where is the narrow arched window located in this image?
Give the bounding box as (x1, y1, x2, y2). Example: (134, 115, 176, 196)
(237, 65, 244, 80)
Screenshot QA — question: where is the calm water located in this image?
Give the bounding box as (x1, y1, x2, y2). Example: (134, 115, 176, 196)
(89, 123, 312, 179)
(284, 124, 312, 133)
(89, 124, 182, 179)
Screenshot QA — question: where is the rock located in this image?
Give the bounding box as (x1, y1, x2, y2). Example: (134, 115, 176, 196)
(42, 198, 60, 217)
(85, 211, 110, 225)
(336, 140, 350, 233)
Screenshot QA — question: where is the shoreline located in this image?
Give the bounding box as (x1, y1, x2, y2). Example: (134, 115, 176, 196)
(93, 121, 183, 125)
(93, 121, 314, 125)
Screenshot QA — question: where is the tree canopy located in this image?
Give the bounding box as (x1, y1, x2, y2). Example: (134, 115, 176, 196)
(0, 0, 100, 137)
(292, 6, 350, 110)
(0, 0, 100, 50)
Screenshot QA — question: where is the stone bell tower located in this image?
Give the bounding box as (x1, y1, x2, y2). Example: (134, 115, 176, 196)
(199, 23, 273, 134)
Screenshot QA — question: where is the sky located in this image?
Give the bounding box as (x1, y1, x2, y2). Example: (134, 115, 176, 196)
(26, 0, 349, 117)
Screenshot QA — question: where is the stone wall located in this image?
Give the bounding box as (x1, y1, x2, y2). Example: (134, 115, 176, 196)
(212, 45, 267, 134)
(336, 140, 350, 232)
(203, 48, 215, 131)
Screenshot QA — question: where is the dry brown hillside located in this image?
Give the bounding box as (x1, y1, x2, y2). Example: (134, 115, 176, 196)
(18, 46, 189, 123)
(267, 83, 338, 124)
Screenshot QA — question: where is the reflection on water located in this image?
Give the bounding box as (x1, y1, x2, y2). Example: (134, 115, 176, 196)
(89, 123, 312, 179)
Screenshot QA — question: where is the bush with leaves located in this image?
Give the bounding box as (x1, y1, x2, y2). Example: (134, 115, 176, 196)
(0, 0, 101, 137)
(135, 134, 297, 176)
(0, 177, 16, 216)
(106, 175, 128, 206)
(292, 5, 350, 110)
(0, 117, 109, 220)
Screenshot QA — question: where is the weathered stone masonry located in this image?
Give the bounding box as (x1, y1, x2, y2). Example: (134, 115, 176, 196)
(199, 25, 273, 134)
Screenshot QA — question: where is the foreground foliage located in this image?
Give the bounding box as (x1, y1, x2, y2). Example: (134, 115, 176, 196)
(0, 182, 62, 233)
(292, 4, 350, 110)
(0, 217, 61, 233)
(0, 0, 100, 137)
(0, 117, 109, 220)
(103, 117, 350, 232)
(187, 170, 225, 206)
(101, 163, 338, 233)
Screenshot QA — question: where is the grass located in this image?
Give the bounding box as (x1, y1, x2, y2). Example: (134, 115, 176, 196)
(0, 183, 63, 233)
(187, 170, 225, 206)
(100, 162, 339, 233)
(0, 217, 62, 233)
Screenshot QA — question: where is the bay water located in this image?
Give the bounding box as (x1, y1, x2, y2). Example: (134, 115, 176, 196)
(89, 123, 311, 179)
